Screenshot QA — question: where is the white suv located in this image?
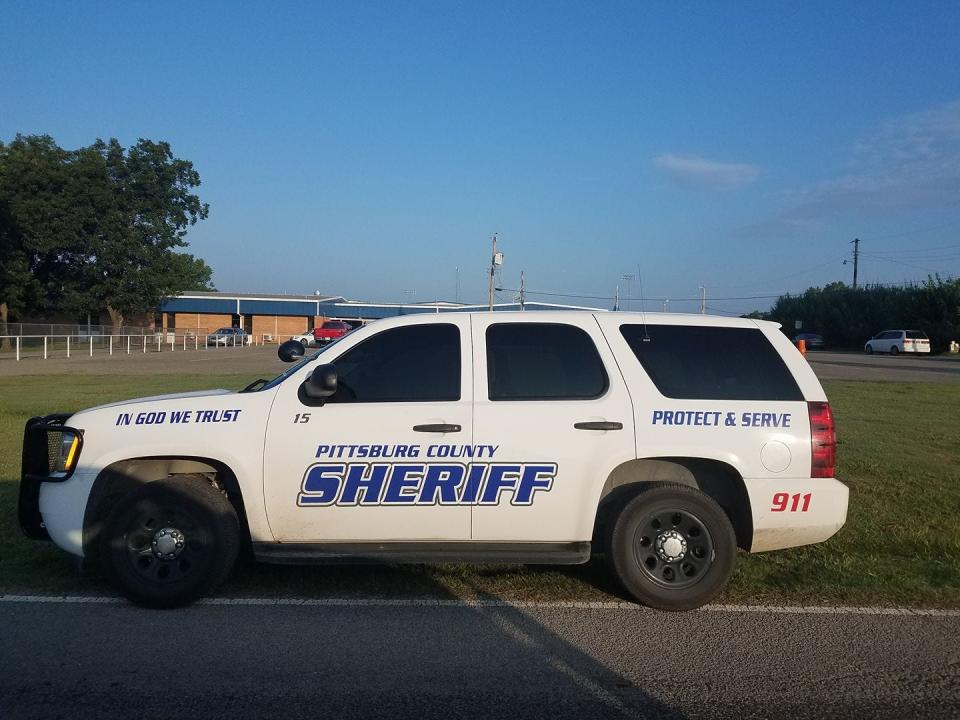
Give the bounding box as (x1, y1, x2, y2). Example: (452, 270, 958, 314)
(20, 312, 847, 610)
(865, 330, 931, 355)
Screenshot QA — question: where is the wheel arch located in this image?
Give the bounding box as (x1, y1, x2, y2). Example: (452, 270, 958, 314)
(83, 456, 251, 560)
(592, 457, 753, 551)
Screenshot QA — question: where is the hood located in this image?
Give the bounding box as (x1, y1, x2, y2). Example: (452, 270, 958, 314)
(75, 388, 234, 414)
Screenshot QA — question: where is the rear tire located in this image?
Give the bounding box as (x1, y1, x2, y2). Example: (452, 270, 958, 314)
(607, 484, 736, 611)
(100, 475, 239, 608)
(890, 345, 899, 355)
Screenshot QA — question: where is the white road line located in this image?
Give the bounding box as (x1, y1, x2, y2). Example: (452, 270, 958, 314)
(0, 594, 958, 615)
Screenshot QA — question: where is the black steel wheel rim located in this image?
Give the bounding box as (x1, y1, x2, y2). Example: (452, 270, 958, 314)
(121, 500, 210, 585)
(632, 508, 715, 590)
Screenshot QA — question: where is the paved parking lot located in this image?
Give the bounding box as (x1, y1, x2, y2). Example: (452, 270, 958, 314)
(2, 597, 958, 720)
(806, 350, 960, 384)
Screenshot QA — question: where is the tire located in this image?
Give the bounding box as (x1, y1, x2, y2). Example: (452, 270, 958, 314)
(890, 345, 899, 355)
(865, 344, 873, 354)
(607, 484, 736, 611)
(100, 475, 239, 608)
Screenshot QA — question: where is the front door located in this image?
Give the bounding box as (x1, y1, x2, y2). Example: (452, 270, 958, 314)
(263, 317, 473, 542)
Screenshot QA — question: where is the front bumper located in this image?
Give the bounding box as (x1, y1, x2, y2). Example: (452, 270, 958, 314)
(18, 414, 83, 540)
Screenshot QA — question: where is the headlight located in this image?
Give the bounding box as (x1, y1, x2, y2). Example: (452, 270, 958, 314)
(55, 433, 81, 474)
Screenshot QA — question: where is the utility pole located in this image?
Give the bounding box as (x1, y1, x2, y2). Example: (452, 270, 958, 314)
(455, 267, 460, 303)
(614, 285, 620, 311)
(699, 286, 706, 314)
(621, 274, 634, 311)
(488, 234, 502, 311)
(662, 298, 669, 313)
(519, 270, 526, 310)
(851, 238, 860, 290)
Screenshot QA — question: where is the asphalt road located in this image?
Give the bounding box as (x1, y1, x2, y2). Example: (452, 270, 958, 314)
(806, 350, 960, 383)
(1, 598, 957, 720)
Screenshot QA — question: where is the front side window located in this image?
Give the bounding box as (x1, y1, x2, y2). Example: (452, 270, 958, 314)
(328, 324, 460, 403)
(486, 323, 608, 401)
(620, 324, 803, 401)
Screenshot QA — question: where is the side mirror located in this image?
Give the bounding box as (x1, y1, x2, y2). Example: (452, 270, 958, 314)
(303, 363, 338, 400)
(278, 340, 305, 363)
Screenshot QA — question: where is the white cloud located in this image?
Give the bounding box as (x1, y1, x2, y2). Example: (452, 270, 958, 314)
(788, 100, 960, 215)
(654, 153, 761, 190)
(735, 99, 960, 242)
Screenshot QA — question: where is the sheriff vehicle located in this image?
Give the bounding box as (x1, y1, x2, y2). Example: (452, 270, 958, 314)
(19, 312, 846, 609)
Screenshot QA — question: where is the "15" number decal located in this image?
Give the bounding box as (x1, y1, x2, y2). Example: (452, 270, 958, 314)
(771, 492, 811, 512)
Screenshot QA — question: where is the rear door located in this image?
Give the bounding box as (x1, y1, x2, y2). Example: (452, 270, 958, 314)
(469, 315, 635, 542)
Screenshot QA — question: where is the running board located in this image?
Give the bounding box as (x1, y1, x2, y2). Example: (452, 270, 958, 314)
(253, 541, 591, 565)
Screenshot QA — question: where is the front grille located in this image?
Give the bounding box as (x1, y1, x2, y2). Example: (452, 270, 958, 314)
(22, 414, 70, 478)
(19, 414, 81, 541)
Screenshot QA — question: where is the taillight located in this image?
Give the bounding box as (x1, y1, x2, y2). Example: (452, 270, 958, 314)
(808, 401, 836, 478)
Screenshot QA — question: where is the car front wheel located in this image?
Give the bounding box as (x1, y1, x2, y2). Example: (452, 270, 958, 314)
(100, 475, 240, 608)
(607, 484, 736, 611)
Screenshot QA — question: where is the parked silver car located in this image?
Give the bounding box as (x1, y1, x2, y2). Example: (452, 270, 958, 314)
(205, 327, 249, 346)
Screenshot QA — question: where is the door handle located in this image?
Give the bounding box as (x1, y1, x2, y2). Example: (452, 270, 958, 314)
(574, 421, 623, 431)
(413, 423, 462, 433)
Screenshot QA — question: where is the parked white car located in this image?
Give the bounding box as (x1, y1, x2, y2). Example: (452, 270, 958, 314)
(864, 330, 931, 355)
(20, 312, 845, 610)
(290, 332, 315, 347)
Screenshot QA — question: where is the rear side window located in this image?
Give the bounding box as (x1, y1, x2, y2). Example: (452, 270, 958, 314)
(330, 324, 460, 402)
(906, 331, 927, 339)
(619, 324, 803, 401)
(486, 323, 608, 400)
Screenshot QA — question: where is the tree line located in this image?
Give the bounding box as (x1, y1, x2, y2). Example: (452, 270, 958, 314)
(765, 279, 960, 351)
(0, 134, 213, 334)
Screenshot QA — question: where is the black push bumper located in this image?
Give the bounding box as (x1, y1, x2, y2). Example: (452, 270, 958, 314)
(18, 414, 82, 540)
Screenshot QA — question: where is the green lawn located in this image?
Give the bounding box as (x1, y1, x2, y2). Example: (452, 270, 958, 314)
(1, 374, 958, 606)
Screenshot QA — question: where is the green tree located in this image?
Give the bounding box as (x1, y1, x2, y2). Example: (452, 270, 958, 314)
(0, 135, 81, 341)
(71, 138, 213, 328)
(0, 134, 213, 333)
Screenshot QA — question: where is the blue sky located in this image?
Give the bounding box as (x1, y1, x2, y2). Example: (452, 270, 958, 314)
(3, 1, 960, 314)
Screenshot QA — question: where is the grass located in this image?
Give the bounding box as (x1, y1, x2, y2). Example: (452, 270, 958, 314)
(1, 374, 958, 606)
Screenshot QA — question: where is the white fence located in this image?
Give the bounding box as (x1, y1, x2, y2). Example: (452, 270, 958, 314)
(0, 331, 294, 361)
(1, 323, 154, 337)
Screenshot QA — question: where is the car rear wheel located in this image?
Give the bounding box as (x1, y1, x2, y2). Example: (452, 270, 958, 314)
(100, 475, 239, 608)
(607, 484, 736, 611)
(891, 345, 899, 355)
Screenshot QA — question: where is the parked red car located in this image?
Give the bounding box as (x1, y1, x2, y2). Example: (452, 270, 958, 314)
(312, 320, 353, 344)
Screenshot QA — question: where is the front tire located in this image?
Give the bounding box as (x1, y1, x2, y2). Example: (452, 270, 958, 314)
(100, 476, 239, 608)
(607, 484, 736, 611)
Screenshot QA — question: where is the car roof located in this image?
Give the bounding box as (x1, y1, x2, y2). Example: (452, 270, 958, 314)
(350, 310, 779, 332)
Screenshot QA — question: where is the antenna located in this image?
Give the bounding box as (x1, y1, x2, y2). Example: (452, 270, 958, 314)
(637, 264, 650, 342)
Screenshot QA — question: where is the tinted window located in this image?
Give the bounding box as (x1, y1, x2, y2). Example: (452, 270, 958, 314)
(329, 324, 460, 403)
(620, 324, 803, 401)
(486, 323, 608, 400)
(906, 330, 927, 339)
